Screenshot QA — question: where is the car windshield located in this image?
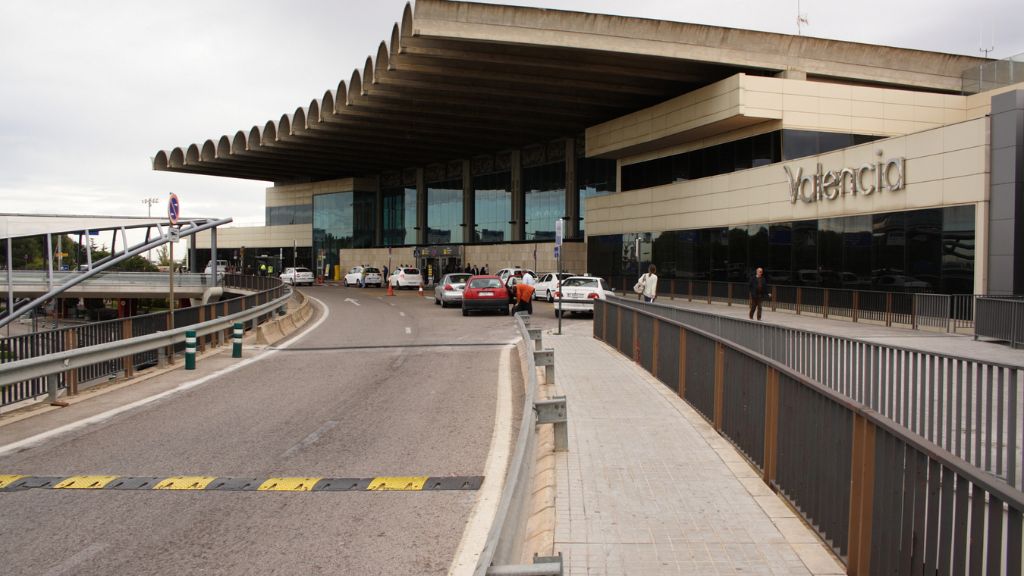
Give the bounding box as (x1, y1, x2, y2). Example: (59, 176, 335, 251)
(557, 273, 574, 280)
(562, 278, 599, 288)
(364, 267, 379, 273)
(447, 274, 471, 283)
(469, 278, 501, 288)
(295, 268, 311, 274)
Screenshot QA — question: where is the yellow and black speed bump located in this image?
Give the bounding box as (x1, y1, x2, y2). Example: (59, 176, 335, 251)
(0, 474, 483, 493)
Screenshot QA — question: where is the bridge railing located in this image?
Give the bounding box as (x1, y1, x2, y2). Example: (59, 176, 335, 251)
(0, 276, 285, 409)
(606, 295, 1024, 492)
(595, 298, 1023, 573)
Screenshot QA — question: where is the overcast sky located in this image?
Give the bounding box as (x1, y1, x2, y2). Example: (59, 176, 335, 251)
(1, 0, 1021, 228)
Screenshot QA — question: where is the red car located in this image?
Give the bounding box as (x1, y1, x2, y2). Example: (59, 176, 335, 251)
(462, 275, 510, 316)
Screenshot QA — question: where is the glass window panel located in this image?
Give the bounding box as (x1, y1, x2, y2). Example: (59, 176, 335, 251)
(942, 205, 975, 293)
(782, 130, 818, 160)
(748, 224, 770, 278)
(768, 223, 792, 285)
(524, 162, 565, 241)
(726, 226, 748, 282)
(792, 220, 819, 285)
(818, 218, 844, 287)
(427, 179, 463, 244)
(382, 186, 416, 246)
(578, 157, 616, 238)
(906, 209, 942, 291)
(473, 172, 511, 243)
(818, 132, 854, 155)
(872, 212, 907, 291)
(842, 215, 873, 289)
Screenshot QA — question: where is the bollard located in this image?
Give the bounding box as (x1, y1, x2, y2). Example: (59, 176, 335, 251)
(232, 323, 243, 358)
(185, 330, 197, 370)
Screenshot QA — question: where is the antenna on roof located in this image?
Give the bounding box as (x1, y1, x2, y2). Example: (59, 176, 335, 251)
(796, 0, 809, 36)
(979, 24, 995, 58)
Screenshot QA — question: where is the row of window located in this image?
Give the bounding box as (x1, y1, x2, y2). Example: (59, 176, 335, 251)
(588, 206, 975, 295)
(621, 130, 883, 192)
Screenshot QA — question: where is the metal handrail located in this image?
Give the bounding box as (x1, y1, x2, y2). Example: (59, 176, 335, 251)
(0, 288, 290, 390)
(0, 271, 232, 288)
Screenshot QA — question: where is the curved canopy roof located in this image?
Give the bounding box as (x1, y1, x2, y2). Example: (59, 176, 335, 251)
(153, 0, 988, 184)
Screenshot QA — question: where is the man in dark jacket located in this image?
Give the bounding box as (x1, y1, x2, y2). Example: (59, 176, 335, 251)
(749, 267, 769, 320)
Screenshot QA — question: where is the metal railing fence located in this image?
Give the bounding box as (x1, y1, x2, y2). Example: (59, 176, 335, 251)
(0, 276, 284, 407)
(594, 299, 1024, 573)
(606, 276, 976, 333)
(607, 296, 1024, 493)
(976, 296, 1024, 348)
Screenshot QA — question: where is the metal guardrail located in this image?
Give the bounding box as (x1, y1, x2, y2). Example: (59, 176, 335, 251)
(0, 275, 285, 407)
(976, 296, 1024, 348)
(606, 276, 976, 333)
(474, 314, 563, 576)
(0, 270, 225, 288)
(607, 296, 1024, 493)
(595, 298, 1024, 573)
(0, 286, 290, 396)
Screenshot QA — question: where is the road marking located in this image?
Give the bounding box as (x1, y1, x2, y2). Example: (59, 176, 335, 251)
(42, 542, 109, 576)
(0, 474, 484, 493)
(0, 475, 25, 489)
(54, 475, 118, 489)
(399, 311, 406, 317)
(0, 295, 332, 459)
(368, 476, 428, 491)
(405, 327, 412, 334)
(448, 345, 515, 576)
(281, 420, 339, 459)
(344, 298, 361, 306)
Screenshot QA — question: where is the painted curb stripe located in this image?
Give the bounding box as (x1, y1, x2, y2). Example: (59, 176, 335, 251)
(0, 475, 483, 493)
(54, 476, 119, 489)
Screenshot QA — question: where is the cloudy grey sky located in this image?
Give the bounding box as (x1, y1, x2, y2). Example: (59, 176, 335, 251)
(1, 0, 1021, 228)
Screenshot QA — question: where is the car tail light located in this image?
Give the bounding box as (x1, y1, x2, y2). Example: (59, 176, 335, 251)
(554, 291, 561, 298)
(587, 292, 600, 299)
(444, 284, 453, 291)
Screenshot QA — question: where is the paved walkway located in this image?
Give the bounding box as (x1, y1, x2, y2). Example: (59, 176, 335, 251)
(544, 321, 844, 575)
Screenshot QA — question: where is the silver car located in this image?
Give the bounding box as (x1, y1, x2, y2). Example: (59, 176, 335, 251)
(434, 273, 472, 307)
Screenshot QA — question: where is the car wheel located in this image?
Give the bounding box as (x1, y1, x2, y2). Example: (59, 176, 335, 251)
(462, 308, 469, 316)
(434, 297, 440, 305)
(441, 300, 449, 308)
(547, 292, 554, 303)
(342, 279, 348, 287)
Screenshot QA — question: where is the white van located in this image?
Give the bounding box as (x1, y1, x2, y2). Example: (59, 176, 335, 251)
(204, 260, 228, 275)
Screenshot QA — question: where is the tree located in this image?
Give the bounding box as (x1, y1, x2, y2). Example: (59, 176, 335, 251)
(157, 245, 177, 268)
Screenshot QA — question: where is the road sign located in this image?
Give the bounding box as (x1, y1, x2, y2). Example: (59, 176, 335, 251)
(169, 227, 180, 242)
(554, 218, 563, 247)
(554, 245, 560, 258)
(167, 193, 180, 225)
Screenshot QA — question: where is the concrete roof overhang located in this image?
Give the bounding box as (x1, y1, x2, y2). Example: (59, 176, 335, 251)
(152, 0, 989, 184)
(0, 214, 192, 240)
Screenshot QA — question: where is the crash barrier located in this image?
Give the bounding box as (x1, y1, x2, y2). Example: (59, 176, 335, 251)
(0, 275, 285, 409)
(595, 298, 1023, 574)
(606, 295, 1024, 493)
(256, 289, 313, 346)
(474, 314, 565, 576)
(607, 276, 977, 333)
(975, 296, 1024, 348)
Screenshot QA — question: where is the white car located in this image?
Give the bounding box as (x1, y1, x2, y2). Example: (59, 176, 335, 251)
(280, 266, 315, 286)
(496, 267, 536, 284)
(389, 267, 423, 289)
(344, 266, 383, 288)
(553, 276, 615, 317)
(534, 272, 575, 302)
(204, 259, 227, 275)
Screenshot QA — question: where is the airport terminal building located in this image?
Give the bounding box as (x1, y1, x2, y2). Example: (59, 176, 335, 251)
(156, 0, 1024, 295)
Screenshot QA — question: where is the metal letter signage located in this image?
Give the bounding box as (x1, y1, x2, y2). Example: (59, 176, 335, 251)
(784, 151, 905, 204)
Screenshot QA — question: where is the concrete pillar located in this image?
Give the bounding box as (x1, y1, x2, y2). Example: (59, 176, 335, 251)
(565, 138, 579, 239)
(416, 168, 426, 246)
(511, 150, 523, 241)
(988, 90, 1024, 295)
(463, 159, 473, 244)
(374, 175, 384, 247)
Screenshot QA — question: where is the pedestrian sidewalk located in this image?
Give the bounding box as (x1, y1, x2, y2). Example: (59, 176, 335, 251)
(544, 321, 844, 575)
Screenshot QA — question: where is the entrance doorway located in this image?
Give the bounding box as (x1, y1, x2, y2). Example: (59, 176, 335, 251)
(418, 255, 462, 286)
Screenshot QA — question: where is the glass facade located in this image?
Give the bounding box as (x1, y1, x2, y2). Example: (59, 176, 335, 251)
(523, 162, 565, 241)
(266, 204, 312, 226)
(620, 130, 883, 192)
(312, 190, 376, 271)
(427, 179, 463, 245)
(577, 157, 617, 238)
(473, 172, 512, 243)
(588, 206, 976, 294)
(382, 186, 417, 246)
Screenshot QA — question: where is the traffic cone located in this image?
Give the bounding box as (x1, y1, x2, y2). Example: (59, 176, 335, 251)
(387, 282, 395, 297)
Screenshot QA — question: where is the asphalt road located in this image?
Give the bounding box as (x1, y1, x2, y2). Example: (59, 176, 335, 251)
(0, 285, 575, 575)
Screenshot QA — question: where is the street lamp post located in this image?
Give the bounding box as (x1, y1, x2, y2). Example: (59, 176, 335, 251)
(143, 197, 159, 264)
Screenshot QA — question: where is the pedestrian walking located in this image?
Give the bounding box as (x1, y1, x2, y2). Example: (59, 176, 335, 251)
(635, 264, 658, 303)
(748, 266, 769, 320)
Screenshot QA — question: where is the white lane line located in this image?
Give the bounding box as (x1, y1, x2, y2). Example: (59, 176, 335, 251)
(281, 420, 339, 458)
(0, 296, 332, 458)
(404, 327, 412, 334)
(448, 345, 514, 576)
(399, 312, 406, 317)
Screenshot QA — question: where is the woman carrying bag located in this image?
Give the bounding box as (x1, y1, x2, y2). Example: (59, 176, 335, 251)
(634, 264, 658, 303)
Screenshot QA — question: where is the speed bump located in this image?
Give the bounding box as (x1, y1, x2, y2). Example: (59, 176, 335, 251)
(0, 474, 484, 493)
(54, 476, 119, 489)
(257, 477, 322, 492)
